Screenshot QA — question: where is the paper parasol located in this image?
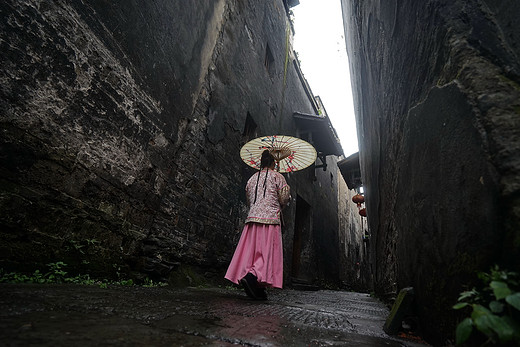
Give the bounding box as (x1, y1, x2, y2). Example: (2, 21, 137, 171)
(240, 135, 317, 173)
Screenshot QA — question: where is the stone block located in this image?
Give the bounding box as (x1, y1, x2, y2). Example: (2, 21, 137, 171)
(383, 287, 414, 335)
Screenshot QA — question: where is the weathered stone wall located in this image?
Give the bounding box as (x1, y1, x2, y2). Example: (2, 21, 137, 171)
(0, 0, 351, 287)
(341, 0, 520, 342)
(338, 179, 370, 291)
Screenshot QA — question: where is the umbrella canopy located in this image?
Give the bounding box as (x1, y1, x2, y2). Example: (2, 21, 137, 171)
(240, 135, 317, 173)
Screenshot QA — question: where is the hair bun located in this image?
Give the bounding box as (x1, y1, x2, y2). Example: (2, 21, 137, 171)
(261, 149, 271, 158)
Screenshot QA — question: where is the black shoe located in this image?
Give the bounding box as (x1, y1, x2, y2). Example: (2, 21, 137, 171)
(240, 273, 259, 299)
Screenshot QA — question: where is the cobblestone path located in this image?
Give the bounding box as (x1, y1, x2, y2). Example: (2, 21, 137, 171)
(0, 284, 424, 346)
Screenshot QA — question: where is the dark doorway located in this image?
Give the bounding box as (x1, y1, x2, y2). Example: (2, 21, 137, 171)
(291, 195, 311, 279)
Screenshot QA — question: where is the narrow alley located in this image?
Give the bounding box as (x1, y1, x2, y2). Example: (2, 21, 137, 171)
(1, 0, 519, 345)
(0, 284, 423, 346)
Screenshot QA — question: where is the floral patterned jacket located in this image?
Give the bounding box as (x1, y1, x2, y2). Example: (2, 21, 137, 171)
(245, 168, 290, 225)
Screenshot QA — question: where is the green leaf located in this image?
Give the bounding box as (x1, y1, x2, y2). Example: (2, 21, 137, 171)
(474, 312, 514, 342)
(470, 305, 495, 338)
(490, 281, 511, 300)
(471, 304, 492, 320)
(453, 302, 469, 310)
(489, 300, 504, 313)
(458, 289, 478, 301)
(455, 318, 473, 345)
(505, 293, 520, 311)
(473, 317, 494, 338)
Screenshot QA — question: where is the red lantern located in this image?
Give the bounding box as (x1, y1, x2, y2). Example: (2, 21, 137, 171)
(359, 208, 367, 217)
(352, 194, 364, 204)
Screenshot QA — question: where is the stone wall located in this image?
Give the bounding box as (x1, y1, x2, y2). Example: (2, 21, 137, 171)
(341, 0, 520, 342)
(338, 179, 370, 291)
(0, 0, 356, 287)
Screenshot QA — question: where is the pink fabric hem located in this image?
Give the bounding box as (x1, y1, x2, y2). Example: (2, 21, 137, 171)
(224, 223, 283, 289)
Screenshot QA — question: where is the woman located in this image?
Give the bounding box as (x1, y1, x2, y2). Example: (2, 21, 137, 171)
(225, 150, 291, 300)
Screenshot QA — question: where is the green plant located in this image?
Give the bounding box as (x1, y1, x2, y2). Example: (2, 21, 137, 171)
(0, 263, 168, 289)
(45, 262, 68, 283)
(0, 262, 69, 284)
(119, 279, 134, 286)
(142, 277, 168, 287)
(453, 266, 520, 345)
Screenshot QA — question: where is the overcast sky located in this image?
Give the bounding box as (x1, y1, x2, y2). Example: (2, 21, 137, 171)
(292, 0, 358, 157)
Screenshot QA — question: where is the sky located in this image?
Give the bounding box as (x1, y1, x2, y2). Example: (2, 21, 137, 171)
(291, 0, 358, 157)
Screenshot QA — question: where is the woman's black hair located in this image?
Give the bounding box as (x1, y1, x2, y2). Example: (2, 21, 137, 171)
(260, 149, 275, 169)
(253, 150, 275, 204)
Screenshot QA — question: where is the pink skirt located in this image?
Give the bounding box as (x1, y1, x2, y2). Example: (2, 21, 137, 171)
(224, 222, 283, 289)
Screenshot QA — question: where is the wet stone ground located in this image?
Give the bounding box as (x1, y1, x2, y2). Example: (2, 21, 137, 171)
(0, 284, 423, 346)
